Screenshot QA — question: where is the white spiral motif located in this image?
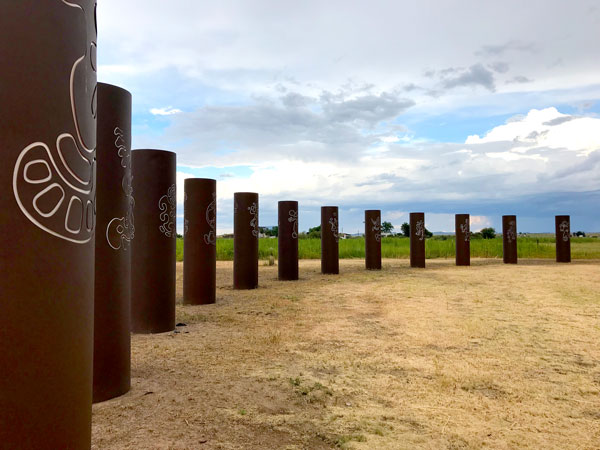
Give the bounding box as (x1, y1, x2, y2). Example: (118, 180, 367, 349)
(288, 209, 298, 239)
(329, 211, 339, 242)
(459, 219, 470, 242)
(415, 219, 425, 241)
(159, 184, 176, 238)
(506, 221, 517, 243)
(371, 217, 381, 242)
(204, 192, 216, 245)
(559, 220, 570, 242)
(248, 202, 259, 237)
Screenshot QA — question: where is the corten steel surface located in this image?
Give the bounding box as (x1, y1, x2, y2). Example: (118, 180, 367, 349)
(555, 215, 571, 263)
(321, 206, 340, 274)
(0, 2, 97, 448)
(278, 201, 299, 280)
(93, 83, 132, 403)
(131, 150, 177, 333)
(455, 214, 471, 266)
(183, 178, 217, 304)
(234, 192, 259, 289)
(410, 212, 426, 268)
(365, 210, 382, 270)
(502, 215, 518, 264)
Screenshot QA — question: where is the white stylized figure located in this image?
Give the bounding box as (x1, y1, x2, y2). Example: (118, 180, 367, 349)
(204, 192, 216, 245)
(106, 127, 135, 250)
(329, 212, 339, 242)
(13, 0, 97, 244)
(415, 220, 425, 241)
(506, 221, 517, 243)
(371, 217, 381, 242)
(559, 220, 570, 242)
(459, 219, 470, 242)
(288, 209, 298, 239)
(248, 202, 259, 237)
(159, 184, 176, 237)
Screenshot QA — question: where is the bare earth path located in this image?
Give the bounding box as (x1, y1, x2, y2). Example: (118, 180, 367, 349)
(92, 259, 600, 449)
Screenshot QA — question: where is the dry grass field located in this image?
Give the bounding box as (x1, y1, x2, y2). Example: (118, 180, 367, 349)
(92, 259, 600, 449)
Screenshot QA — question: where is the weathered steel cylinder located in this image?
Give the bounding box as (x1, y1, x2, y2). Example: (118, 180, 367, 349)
(183, 178, 217, 304)
(555, 215, 571, 263)
(234, 192, 259, 289)
(410, 212, 426, 268)
(455, 214, 471, 266)
(502, 215, 518, 264)
(131, 150, 176, 333)
(278, 201, 299, 280)
(321, 206, 340, 274)
(93, 83, 132, 403)
(0, 1, 96, 447)
(365, 210, 382, 270)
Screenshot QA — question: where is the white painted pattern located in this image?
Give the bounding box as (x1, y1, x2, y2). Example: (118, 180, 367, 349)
(288, 209, 298, 239)
(248, 202, 259, 237)
(371, 216, 381, 242)
(559, 220, 570, 242)
(415, 219, 425, 241)
(204, 192, 216, 245)
(329, 211, 339, 242)
(159, 184, 177, 238)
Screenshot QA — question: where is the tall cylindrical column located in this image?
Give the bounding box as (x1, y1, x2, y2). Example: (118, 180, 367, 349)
(555, 215, 571, 263)
(455, 214, 470, 266)
(365, 210, 382, 270)
(183, 178, 217, 304)
(278, 201, 299, 280)
(234, 192, 259, 289)
(93, 83, 132, 403)
(0, 2, 97, 447)
(131, 150, 176, 333)
(410, 212, 426, 268)
(321, 206, 339, 274)
(502, 215, 518, 264)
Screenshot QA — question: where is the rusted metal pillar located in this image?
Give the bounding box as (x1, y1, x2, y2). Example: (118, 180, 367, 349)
(0, 1, 97, 447)
(455, 214, 470, 266)
(555, 215, 571, 263)
(93, 83, 132, 403)
(502, 215, 518, 264)
(278, 201, 299, 280)
(365, 210, 382, 270)
(131, 150, 176, 333)
(410, 212, 426, 268)
(321, 206, 339, 274)
(183, 178, 217, 304)
(234, 192, 259, 289)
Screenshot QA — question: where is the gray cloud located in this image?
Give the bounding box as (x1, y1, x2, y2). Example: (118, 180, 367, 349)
(507, 75, 533, 84)
(543, 116, 574, 126)
(441, 64, 496, 91)
(476, 40, 537, 57)
(490, 62, 510, 73)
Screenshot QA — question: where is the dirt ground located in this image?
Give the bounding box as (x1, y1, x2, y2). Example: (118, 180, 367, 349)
(92, 259, 600, 449)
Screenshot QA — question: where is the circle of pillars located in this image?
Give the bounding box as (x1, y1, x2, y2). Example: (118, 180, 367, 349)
(93, 83, 133, 403)
(555, 215, 571, 263)
(131, 150, 177, 333)
(0, 1, 97, 447)
(365, 210, 382, 270)
(278, 201, 299, 280)
(234, 192, 259, 289)
(455, 214, 471, 266)
(183, 178, 217, 304)
(410, 212, 426, 268)
(321, 206, 339, 274)
(502, 215, 518, 264)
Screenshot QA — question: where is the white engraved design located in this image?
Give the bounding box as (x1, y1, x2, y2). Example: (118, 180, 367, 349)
(159, 184, 176, 238)
(371, 216, 381, 242)
(329, 211, 339, 242)
(248, 202, 259, 237)
(506, 220, 517, 243)
(106, 127, 135, 250)
(12, 0, 97, 244)
(415, 219, 425, 241)
(459, 218, 470, 242)
(288, 209, 298, 239)
(559, 220, 570, 242)
(204, 192, 216, 245)
(183, 192, 189, 236)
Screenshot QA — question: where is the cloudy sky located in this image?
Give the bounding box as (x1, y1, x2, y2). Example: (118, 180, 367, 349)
(98, 0, 600, 233)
